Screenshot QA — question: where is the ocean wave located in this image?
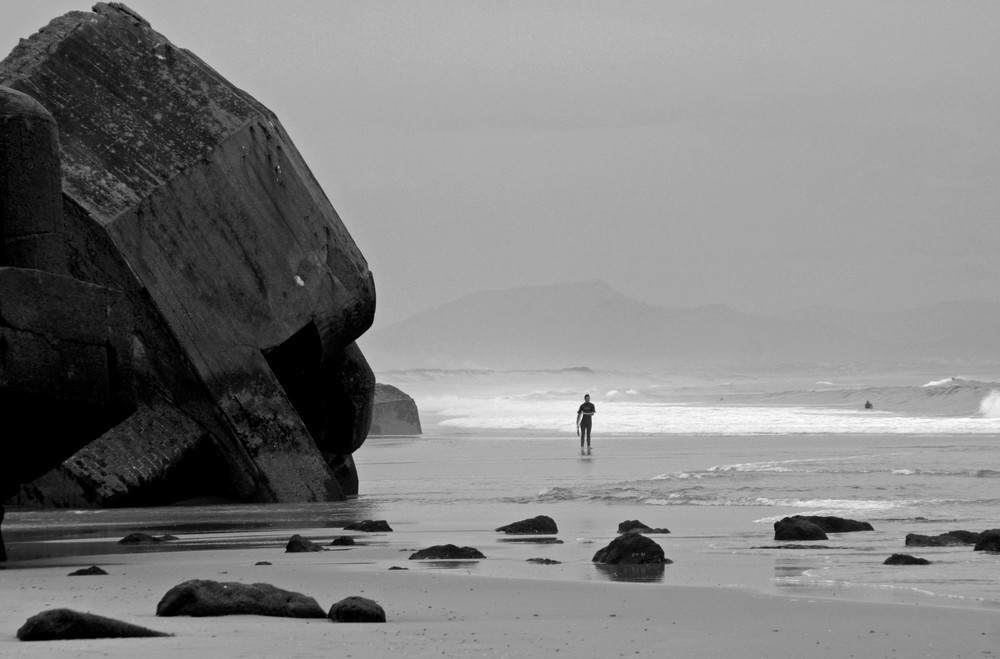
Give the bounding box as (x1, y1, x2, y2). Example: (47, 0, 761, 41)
(640, 495, 902, 512)
(924, 377, 965, 387)
(979, 390, 1000, 417)
(522, 478, 928, 512)
(658, 464, 1000, 481)
(435, 402, 1000, 435)
(533, 486, 578, 501)
(889, 468, 1000, 479)
(390, 370, 1000, 434)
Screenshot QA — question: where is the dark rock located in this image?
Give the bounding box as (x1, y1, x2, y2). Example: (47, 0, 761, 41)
(388, 566, 408, 570)
(498, 537, 564, 544)
(286, 534, 324, 553)
(527, 558, 562, 565)
(791, 515, 873, 533)
(369, 384, 422, 436)
(906, 533, 969, 547)
(119, 533, 171, 544)
(617, 520, 670, 534)
(156, 579, 326, 618)
(495, 515, 558, 534)
(943, 530, 983, 544)
(328, 596, 386, 623)
(254, 561, 271, 566)
(973, 529, 1000, 552)
(68, 566, 107, 576)
(325, 453, 360, 499)
(344, 520, 393, 532)
(774, 517, 828, 541)
(1, 2, 374, 509)
(884, 554, 931, 565)
(17, 608, 170, 640)
(592, 532, 671, 565)
(409, 545, 486, 560)
(330, 536, 356, 546)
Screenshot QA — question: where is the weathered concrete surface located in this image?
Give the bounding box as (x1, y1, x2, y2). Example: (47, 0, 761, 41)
(0, 268, 134, 491)
(0, 3, 375, 507)
(1, 82, 136, 519)
(370, 383, 422, 436)
(0, 86, 65, 273)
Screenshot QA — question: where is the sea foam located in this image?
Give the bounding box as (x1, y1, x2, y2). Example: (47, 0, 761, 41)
(978, 390, 1000, 418)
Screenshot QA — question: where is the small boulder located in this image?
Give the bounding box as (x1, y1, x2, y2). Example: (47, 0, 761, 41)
(119, 533, 171, 544)
(973, 529, 1000, 552)
(905, 533, 967, 547)
(527, 557, 561, 565)
(344, 520, 393, 532)
(286, 534, 324, 552)
(791, 515, 873, 533)
(884, 554, 931, 566)
(156, 579, 326, 618)
(68, 566, 108, 576)
(592, 532, 670, 565)
(17, 609, 171, 640)
(330, 536, 356, 546)
(774, 517, 828, 541)
(409, 545, 485, 560)
(617, 520, 670, 534)
(495, 515, 558, 534)
(328, 596, 386, 623)
(943, 530, 982, 544)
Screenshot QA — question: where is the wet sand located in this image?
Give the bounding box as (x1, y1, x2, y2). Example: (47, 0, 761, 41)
(2, 505, 998, 658)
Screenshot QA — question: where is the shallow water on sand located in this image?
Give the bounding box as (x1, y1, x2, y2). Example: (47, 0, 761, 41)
(6, 431, 1000, 610)
(355, 433, 1000, 608)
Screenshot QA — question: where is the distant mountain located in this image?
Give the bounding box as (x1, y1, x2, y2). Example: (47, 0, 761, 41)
(358, 280, 1000, 371)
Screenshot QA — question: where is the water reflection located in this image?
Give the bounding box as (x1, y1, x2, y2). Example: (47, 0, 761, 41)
(417, 560, 481, 570)
(593, 563, 666, 583)
(2, 500, 384, 562)
(773, 558, 817, 580)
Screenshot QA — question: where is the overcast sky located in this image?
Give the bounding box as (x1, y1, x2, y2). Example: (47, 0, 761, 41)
(3, 2, 998, 327)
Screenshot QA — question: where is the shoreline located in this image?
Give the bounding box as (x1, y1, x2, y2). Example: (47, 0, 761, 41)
(2, 534, 998, 658)
(5, 430, 1000, 655)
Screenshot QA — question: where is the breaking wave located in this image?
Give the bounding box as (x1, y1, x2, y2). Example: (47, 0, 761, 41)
(382, 369, 1000, 435)
(979, 390, 1000, 418)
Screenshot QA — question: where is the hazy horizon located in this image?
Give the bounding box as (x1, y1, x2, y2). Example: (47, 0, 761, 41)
(3, 2, 998, 328)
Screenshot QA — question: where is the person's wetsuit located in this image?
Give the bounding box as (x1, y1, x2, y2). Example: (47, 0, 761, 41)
(577, 400, 595, 449)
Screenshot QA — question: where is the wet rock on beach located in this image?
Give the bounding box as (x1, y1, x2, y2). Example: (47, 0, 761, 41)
(286, 534, 324, 552)
(409, 545, 486, 560)
(156, 579, 326, 618)
(18, 608, 171, 641)
(592, 532, 670, 565)
(495, 515, 558, 534)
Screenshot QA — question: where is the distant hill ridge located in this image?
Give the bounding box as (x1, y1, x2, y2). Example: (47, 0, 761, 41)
(360, 280, 1000, 371)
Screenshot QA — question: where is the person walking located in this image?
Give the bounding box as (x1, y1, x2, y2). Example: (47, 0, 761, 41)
(576, 394, 596, 454)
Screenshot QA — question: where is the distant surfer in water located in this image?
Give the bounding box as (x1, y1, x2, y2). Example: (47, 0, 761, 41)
(865, 400, 874, 409)
(576, 394, 596, 454)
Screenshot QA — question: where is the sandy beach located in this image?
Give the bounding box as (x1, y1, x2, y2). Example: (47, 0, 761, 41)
(2, 501, 998, 658)
(6, 424, 1000, 657)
